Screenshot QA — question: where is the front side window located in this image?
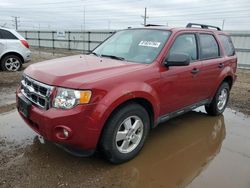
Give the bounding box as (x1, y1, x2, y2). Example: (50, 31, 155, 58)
(199, 34, 220, 59)
(219, 35, 235, 56)
(168, 34, 198, 61)
(93, 29, 171, 64)
(0, 29, 17, 40)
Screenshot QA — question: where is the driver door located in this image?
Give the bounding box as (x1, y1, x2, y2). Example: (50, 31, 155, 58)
(159, 33, 203, 115)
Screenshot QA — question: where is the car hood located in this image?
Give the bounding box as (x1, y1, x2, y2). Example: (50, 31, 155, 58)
(24, 54, 147, 88)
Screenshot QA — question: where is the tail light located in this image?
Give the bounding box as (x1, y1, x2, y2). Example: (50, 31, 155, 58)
(20, 40, 29, 49)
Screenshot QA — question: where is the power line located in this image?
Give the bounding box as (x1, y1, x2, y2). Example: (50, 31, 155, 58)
(1, 0, 250, 30)
(3, 0, 250, 10)
(8, 0, 143, 7)
(2, 6, 250, 19)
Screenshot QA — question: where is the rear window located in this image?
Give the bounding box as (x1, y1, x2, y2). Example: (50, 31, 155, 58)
(0, 29, 18, 39)
(219, 35, 235, 56)
(199, 34, 220, 59)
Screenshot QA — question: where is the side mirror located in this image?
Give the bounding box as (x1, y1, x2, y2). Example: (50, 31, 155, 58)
(165, 53, 190, 66)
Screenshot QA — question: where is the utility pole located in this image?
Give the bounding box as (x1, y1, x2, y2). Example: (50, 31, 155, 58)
(83, 6, 85, 32)
(141, 8, 149, 26)
(82, 5, 86, 53)
(12, 16, 20, 30)
(222, 19, 225, 30)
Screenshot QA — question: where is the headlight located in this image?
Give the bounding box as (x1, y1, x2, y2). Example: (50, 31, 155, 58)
(53, 88, 92, 109)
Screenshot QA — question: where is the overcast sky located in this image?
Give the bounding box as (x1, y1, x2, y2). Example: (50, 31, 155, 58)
(0, 0, 250, 31)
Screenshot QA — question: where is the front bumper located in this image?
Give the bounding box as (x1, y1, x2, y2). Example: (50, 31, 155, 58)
(16, 91, 103, 153)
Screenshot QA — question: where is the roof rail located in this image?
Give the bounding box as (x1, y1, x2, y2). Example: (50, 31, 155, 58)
(145, 24, 165, 27)
(186, 23, 221, 31)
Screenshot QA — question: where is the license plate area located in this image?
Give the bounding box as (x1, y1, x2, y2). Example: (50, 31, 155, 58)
(18, 95, 31, 118)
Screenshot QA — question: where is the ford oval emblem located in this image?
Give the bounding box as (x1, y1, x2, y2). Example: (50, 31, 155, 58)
(26, 85, 35, 93)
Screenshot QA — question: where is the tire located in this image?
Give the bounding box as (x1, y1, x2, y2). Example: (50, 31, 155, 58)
(1, 54, 22, 72)
(205, 82, 230, 116)
(100, 103, 150, 164)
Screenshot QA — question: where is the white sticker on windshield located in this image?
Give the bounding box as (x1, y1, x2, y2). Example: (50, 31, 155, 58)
(138, 41, 161, 48)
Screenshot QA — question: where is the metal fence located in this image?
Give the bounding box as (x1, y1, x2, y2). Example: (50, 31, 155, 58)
(229, 32, 250, 69)
(18, 30, 115, 53)
(18, 30, 250, 68)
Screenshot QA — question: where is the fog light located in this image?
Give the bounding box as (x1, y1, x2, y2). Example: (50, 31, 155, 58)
(63, 129, 69, 138)
(55, 126, 72, 140)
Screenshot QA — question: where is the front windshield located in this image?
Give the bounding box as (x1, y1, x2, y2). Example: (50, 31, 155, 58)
(93, 29, 171, 64)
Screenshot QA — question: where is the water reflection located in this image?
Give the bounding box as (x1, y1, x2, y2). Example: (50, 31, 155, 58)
(0, 110, 226, 188)
(100, 111, 225, 188)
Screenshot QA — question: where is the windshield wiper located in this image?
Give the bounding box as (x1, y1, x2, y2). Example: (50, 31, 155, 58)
(100, 54, 125, 61)
(89, 52, 100, 56)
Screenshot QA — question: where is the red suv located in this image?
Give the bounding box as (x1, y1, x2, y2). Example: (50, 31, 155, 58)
(16, 23, 237, 163)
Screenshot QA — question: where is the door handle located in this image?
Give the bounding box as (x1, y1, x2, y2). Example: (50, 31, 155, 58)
(191, 68, 200, 74)
(218, 63, 224, 68)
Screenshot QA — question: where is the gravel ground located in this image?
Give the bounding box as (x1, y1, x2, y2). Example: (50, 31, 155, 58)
(0, 48, 249, 115)
(228, 69, 250, 115)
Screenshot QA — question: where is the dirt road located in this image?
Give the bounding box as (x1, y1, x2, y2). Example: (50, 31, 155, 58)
(228, 69, 250, 115)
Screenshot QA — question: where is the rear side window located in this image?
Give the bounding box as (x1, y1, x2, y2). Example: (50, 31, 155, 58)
(199, 34, 220, 59)
(168, 34, 198, 60)
(219, 35, 235, 56)
(0, 29, 18, 39)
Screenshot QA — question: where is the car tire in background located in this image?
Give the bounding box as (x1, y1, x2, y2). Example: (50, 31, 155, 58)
(1, 54, 22, 72)
(100, 103, 150, 164)
(205, 82, 230, 116)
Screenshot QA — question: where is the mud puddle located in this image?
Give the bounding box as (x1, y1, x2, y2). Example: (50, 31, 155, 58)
(0, 108, 250, 188)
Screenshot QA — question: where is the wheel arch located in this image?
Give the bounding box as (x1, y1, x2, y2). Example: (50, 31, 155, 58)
(222, 75, 233, 90)
(0, 51, 24, 64)
(96, 96, 156, 149)
(211, 66, 235, 98)
(106, 97, 155, 129)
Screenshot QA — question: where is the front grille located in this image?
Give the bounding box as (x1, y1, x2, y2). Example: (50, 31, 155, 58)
(21, 75, 54, 109)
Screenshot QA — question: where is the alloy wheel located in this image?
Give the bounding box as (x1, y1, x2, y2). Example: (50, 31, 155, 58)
(5, 57, 21, 71)
(115, 116, 144, 154)
(217, 88, 228, 111)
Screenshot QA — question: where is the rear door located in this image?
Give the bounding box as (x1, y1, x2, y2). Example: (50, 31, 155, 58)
(218, 34, 237, 72)
(0, 29, 19, 51)
(197, 33, 224, 99)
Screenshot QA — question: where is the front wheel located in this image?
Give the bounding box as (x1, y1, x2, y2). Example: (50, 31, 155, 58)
(100, 103, 150, 164)
(205, 82, 230, 116)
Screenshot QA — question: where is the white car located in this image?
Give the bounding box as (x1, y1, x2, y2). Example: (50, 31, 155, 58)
(0, 27, 31, 71)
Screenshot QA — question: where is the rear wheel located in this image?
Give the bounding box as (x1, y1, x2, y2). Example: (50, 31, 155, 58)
(100, 103, 150, 164)
(1, 55, 22, 71)
(205, 82, 230, 116)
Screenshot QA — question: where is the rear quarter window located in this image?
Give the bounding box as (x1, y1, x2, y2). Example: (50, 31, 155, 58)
(0, 29, 18, 39)
(199, 34, 220, 59)
(219, 35, 235, 56)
